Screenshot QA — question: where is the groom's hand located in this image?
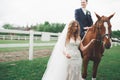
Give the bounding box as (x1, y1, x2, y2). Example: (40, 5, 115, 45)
(84, 26, 90, 30)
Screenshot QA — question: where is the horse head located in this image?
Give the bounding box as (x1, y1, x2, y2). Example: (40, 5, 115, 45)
(94, 13, 115, 49)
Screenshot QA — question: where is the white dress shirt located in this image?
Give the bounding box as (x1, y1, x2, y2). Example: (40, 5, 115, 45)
(82, 8, 87, 15)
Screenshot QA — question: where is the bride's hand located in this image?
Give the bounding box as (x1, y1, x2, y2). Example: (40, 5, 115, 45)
(66, 54, 71, 59)
(90, 39, 97, 44)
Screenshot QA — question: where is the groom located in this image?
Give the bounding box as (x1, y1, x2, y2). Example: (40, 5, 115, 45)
(75, 0, 93, 39)
(75, 0, 94, 80)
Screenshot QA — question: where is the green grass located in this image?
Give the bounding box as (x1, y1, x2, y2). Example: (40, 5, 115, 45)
(0, 46, 54, 53)
(0, 57, 49, 80)
(87, 46, 120, 80)
(0, 46, 120, 80)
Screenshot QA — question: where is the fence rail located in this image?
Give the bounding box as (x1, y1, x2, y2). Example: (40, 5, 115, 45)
(111, 38, 120, 47)
(0, 29, 59, 60)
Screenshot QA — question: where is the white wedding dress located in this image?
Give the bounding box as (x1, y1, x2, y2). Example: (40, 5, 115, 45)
(42, 23, 82, 80)
(65, 38, 82, 80)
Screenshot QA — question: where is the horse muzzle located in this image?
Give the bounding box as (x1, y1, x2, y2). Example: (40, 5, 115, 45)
(103, 40, 111, 49)
(105, 43, 111, 49)
(102, 34, 112, 49)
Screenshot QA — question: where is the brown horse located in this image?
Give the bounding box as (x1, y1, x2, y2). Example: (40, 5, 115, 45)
(80, 13, 115, 80)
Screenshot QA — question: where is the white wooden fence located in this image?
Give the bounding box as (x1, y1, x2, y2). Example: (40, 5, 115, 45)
(0, 29, 60, 60)
(111, 38, 120, 47)
(0, 29, 119, 60)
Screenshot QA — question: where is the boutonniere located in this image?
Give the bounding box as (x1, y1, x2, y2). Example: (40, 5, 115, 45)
(87, 11, 91, 15)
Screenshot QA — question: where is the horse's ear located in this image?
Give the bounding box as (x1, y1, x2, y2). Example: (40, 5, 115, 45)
(108, 13, 115, 20)
(95, 12, 101, 20)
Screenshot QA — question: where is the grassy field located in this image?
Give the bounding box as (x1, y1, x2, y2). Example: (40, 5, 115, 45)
(0, 46, 120, 80)
(0, 46, 54, 52)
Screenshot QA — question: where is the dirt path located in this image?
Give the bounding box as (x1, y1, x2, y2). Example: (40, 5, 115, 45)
(0, 50, 52, 62)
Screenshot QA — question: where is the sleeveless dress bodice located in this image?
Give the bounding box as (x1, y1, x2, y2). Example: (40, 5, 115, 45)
(65, 38, 81, 60)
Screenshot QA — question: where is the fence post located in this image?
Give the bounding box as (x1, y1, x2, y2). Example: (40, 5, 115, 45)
(29, 30, 34, 60)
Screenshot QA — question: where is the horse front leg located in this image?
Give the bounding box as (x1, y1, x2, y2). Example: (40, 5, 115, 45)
(82, 57, 89, 80)
(92, 60, 101, 80)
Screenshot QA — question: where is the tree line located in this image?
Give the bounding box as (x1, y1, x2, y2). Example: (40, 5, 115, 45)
(1, 21, 120, 39)
(112, 30, 120, 39)
(2, 21, 65, 33)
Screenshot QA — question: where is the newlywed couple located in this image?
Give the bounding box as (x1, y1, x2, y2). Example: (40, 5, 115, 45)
(42, 20, 95, 80)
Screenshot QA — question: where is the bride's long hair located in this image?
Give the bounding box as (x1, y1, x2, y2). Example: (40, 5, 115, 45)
(65, 20, 80, 45)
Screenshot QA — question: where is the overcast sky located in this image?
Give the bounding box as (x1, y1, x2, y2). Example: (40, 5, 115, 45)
(0, 0, 120, 30)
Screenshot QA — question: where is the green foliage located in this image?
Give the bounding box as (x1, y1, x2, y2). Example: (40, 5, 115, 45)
(2, 24, 14, 29)
(112, 30, 120, 39)
(34, 22, 65, 33)
(0, 22, 65, 38)
(1, 21, 65, 33)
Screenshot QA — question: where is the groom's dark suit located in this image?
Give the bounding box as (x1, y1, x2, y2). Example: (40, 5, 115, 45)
(75, 8, 93, 39)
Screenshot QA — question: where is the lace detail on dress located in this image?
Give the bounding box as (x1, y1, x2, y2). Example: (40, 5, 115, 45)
(66, 38, 81, 59)
(65, 38, 82, 80)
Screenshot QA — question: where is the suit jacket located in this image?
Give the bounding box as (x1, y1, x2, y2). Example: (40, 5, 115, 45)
(75, 8, 93, 38)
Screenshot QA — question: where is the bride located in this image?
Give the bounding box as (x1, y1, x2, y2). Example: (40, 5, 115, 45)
(42, 20, 95, 80)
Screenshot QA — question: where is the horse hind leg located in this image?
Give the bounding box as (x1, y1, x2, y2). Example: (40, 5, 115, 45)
(92, 60, 100, 80)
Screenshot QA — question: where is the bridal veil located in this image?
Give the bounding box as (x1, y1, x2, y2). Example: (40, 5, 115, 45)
(42, 22, 70, 80)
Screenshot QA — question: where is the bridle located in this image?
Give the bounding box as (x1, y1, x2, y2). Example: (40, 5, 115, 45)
(102, 33, 111, 39)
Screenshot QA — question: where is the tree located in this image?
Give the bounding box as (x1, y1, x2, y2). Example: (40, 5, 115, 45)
(44, 21, 50, 26)
(2, 24, 13, 29)
(112, 30, 120, 39)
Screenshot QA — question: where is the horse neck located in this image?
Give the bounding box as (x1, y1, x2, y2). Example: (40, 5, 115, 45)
(82, 25, 98, 46)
